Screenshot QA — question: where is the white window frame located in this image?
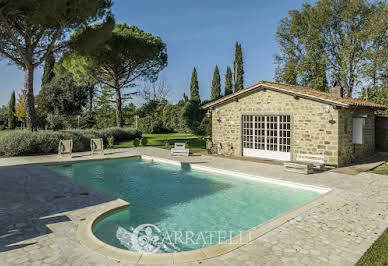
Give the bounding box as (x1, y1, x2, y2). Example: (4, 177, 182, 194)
(242, 115, 291, 161)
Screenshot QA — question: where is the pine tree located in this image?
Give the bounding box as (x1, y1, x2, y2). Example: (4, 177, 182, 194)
(225, 66, 233, 96)
(41, 54, 56, 86)
(8, 91, 16, 129)
(233, 42, 244, 92)
(211, 65, 221, 100)
(190, 67, 200, 101)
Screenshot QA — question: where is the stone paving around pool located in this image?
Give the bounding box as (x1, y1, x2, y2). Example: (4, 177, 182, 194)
(0, 147, 387, 265)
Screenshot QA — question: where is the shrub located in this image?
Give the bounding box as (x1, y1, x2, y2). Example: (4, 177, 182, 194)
(133, 138, 140, 147)
(0, 127, 141, 156)
(141, 137, 148, 146)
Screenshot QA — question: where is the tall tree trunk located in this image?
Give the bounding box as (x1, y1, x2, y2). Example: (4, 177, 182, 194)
(115, 88, 123, 128)
(24, 60, 37, 131)
(88, 86, 94, 115)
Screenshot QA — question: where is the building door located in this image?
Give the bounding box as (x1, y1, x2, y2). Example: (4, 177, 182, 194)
(242, 115, 291, 161)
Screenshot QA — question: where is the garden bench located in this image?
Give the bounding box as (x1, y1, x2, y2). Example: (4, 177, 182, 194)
(170, 143, 189, 156)
(90, 138, 104, 155)
(58, 140, 73, 158)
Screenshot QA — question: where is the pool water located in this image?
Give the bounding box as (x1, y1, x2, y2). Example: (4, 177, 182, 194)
(51, 157, 320, 253)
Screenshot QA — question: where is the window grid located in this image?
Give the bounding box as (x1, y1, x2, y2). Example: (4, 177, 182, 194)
(243, 115, 291, 153)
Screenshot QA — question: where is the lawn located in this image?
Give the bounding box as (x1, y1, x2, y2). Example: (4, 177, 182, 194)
(113, 133, 207, 153)
(356, 228, 388, 266)
(371, 163, 388, 175)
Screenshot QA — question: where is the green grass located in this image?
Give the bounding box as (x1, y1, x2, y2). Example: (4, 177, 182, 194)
(113, 133, 207, 153)
(371, 163, 388, 175)
(356, 228, 388, 266)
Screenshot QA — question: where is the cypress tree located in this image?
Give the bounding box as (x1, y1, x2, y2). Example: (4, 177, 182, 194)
(8, 91, 16, 129)
(233, 41, 244, 92)
(211, 65, 221, 100)
(225, 66, 233, 96)
(190, 67, 200, 101)
(41, 54, 56, 86)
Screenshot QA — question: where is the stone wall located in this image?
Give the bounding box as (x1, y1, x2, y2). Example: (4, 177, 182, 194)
(375, 116, 388, 151)
(211, 89, 340, 165)
(337, 108, 375, 166)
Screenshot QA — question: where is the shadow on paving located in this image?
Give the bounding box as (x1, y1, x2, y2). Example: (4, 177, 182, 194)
(0, 163, 117, 253)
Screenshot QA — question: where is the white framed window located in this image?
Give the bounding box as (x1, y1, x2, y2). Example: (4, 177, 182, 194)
(352, 117, 364, 144)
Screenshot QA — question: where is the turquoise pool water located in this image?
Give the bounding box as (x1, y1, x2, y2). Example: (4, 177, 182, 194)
(51, 157, 320, 253)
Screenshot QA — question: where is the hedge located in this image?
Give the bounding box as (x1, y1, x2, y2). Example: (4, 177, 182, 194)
(0, 127, 141, 156)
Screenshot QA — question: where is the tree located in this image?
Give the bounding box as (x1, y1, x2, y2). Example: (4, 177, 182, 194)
(190, 67, 200, 101)
(14, 91, 26, 127)
(0, 0, 112, 131)
(41, 53, 55, 86)
(274, 0, 387, 97)
(139, 79, 170, 103)
(7, 91, 16, 129)
(211, 65, 221, 100)
(38, 69, 88, 117)
(233, 42, 244, 92)
(0, 105, 8, 126)
(225, 66, 233, 96)
(63, 23, 168, 127)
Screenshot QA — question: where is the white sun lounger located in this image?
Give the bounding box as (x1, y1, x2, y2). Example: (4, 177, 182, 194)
(170, 143, 189, 156)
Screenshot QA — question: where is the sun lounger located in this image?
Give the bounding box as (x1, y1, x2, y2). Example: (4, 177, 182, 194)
(90, 138, 104, 155)
(170, 142, 189, 156)
(58, 139, 73, 158)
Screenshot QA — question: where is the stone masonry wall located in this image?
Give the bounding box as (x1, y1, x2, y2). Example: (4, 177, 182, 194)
(338, 108, 375, 165)
(211, 89, 340, 165)
(375, 116, 388, 151)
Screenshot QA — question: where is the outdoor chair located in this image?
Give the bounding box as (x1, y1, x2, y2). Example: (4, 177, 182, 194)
(170, 142, 189, 156)
(58, 140, 73, 158)
(90, 138, 104, 156)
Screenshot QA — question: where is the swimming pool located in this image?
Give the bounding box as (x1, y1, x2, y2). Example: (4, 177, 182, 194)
(51, 157, 323, 253)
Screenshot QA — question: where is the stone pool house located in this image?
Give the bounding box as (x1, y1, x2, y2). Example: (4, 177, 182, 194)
(202, 81, 387, 167)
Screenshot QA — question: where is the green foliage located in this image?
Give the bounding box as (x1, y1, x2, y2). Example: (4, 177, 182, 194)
(0, 105, 8, 126)
(225, 66, 233, 96)
(64, 23, 168, 128)
(46, 113, 65, 131)
(107, 136, 114, 148)
(7, 91, 16, 129)
(211, 65, 221, 100)
(199, 116, 212, 136)
(0, 127, 141, 156)
(233, 42, 244, 92)
(133, 138, 140, 147)
(141, 137, 148, 146)
(190, 67, 200, 101)
(181, 99, 205, 135)
(0, 0, 112, 131)
(275, 0, 387, 97)
(41, 54, 55, 86)
(37, 70, 88, 117)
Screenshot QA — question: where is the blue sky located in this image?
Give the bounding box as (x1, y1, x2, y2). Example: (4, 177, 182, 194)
(0, 0, 311, 106)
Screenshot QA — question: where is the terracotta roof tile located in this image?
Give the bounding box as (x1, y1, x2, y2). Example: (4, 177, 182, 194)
(202, 81, 387, 109)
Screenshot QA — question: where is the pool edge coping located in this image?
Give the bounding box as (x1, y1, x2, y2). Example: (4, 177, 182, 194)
(74, 155, 335, 264)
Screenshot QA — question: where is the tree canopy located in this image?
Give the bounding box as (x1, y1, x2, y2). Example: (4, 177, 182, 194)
(225, 66, 233, 96)
(0, 0, 112, 130)
(211, 65, 221, 100)
(233, 41, 244, 92)
(190, 67, 200, 101)
(62, 23, 168, 127)
(7, 91, 16, 129)
(275, 0, 388, 98)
